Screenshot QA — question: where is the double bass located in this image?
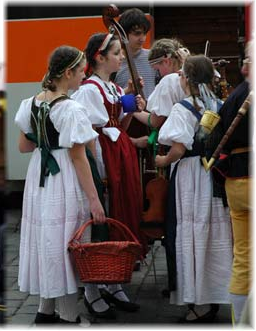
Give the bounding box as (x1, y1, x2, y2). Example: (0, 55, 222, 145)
(102, 4, 145, 99)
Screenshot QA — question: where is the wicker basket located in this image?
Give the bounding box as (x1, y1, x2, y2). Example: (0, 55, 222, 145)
(68, 218, 142, 284)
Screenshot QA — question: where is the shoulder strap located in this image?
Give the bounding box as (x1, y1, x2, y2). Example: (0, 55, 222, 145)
(49, 94, 70, 107)
(83, 79, 122, 99)
(179, 100, 202, 122)
(82, 79, 106, 99)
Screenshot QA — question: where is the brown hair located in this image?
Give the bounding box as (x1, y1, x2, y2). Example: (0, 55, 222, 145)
(42, 45, 85, 92)
(84, 33, 118, 77)
(183, 54, 215, 111)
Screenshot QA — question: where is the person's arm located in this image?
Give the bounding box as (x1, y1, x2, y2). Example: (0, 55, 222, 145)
(155, 141, 186, 168)
(130, 136, 149, 148)
(86, 138, 97, 161)
(124, 77, 144, 95)
(18, 132, 36, 153)
(69, 143, 105, 224)
(133, 111, 166, 128)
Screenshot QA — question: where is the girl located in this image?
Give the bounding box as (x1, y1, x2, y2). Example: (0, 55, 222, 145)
(15, 45, 105, 324)
(133, 38, 190, 129)
(72, 33, 145, 318)
(156, 55, 233, 322)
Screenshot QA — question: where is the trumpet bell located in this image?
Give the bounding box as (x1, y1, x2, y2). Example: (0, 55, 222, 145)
(200, 110, 221, 134)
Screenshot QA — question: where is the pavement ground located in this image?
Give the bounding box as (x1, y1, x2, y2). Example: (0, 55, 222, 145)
(3, 208, 233, 328)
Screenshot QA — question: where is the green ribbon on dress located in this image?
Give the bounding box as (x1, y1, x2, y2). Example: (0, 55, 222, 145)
(25, 132, 61, 187)
(147, 113, 159, 158)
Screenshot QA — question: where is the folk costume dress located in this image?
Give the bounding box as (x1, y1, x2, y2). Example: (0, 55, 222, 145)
(72, 75, 144, 248)
(146, 72, 186, 288)
(158, 96, 233, 305)
(15, 96, 98, 298)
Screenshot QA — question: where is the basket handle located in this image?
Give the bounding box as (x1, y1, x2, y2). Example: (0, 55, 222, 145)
(70, 217, 140, 245)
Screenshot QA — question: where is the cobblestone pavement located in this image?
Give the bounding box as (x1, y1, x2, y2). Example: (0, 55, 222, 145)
(3, 209, 233, 328)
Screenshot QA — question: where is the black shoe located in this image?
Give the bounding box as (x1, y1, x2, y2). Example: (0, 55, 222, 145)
(180, 304, 219, 324)
(133, 261, 141, 271)
(59, 316, 81, 323)
(34, 312, 60, 324)
(100, 288, 140, 312)
(84, 296, 116, 319)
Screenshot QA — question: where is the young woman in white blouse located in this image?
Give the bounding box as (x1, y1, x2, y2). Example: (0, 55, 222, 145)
(155, 55, 233, 323)
(15, 45, 105, 324)
(72, 32, 146, 319)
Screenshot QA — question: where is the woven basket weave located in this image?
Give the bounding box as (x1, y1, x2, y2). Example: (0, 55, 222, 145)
(68, 218, 142, 284)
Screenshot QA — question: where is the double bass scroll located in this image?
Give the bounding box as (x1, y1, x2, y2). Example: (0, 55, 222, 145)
(102, 4, 145, 99)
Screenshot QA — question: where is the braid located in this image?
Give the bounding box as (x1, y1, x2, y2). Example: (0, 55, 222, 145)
(42, 46, 84, 91)
(183, 55, 215, 111)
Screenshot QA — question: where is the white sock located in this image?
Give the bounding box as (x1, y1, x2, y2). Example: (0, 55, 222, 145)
(38, 297, 55, 315)
(98, 284, 107, 289)
(84, 284, 109, 312)
(107, 284, 129, 302)
(229, 293, 248, 323)
(56, 293, 79, 322)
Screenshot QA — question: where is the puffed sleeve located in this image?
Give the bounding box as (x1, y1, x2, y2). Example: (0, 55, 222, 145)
(14, 97, 34, 133)
(50, 99, 98, 148)
(158, 103, 199, 150)
(147, 73, 185, 117)
(71, 84, 109, 127)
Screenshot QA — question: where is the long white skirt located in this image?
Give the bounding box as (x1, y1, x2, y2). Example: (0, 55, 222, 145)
(170, 156, 233, 305)
(18, 148, 91, 299)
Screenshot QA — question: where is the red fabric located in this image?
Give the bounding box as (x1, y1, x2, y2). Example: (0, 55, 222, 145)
(83, 79, 147, 254)
(219, 153, 228, 160)
(99, 129, 143, 241)
(245, 3, 253, 42)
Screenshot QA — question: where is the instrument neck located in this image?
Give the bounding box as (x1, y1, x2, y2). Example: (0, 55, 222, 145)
(122, 44, 144, 97)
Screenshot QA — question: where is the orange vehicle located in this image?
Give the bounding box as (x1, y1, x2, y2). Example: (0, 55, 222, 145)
(5, 7, 153, 181)
(4, 3, 252, 183)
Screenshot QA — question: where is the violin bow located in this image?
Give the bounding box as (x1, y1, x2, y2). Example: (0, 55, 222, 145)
(204, 40, 210, 57)
(102, 4, 145, 99)
(202, 90, 253, 171)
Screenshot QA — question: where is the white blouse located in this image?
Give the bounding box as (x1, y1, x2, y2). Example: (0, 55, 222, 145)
(72, 75, 125, 142)
(15, 97, 98, 147)
(147, 72, 185, 117)
(158, 97, 206, 150)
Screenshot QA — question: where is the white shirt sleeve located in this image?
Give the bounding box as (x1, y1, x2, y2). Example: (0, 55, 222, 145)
(50, 99, 98, 148)
(158, 102, 200, 150)
(71, 84, 109, 127)
(14, 97, 34, 133)
(147, 73, 185, 117)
